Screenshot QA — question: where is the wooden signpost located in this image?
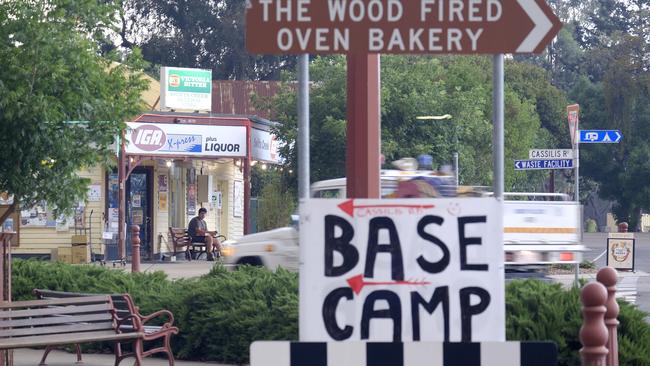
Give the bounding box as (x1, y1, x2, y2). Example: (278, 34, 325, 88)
(246, 0, 562, 54)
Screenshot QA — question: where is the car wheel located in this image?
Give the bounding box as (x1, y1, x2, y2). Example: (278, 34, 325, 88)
(237, 256, 263, 268)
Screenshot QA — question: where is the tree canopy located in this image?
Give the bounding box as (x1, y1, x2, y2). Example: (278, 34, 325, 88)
(0, 0, 148, 219)
(111, 0, 296, 80)
(270, 55, 565, 193)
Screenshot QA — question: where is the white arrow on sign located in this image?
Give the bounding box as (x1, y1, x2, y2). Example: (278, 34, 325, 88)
(516, 0, 554, 53)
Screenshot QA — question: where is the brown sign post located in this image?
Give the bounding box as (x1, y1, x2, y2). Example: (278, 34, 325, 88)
(246, 0, 561, 54)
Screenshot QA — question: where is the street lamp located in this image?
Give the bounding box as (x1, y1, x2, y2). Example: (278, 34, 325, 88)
(416, 114, 458, 186)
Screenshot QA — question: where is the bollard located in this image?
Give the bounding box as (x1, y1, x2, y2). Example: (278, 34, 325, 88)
(580, 281, 609, 366)
(131, 225, 140, 273)
(596, 267, 619, 366)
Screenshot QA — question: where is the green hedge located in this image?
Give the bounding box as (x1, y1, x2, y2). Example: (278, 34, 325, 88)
(12, 260, 297, 364)
(11, 260, 650, 365)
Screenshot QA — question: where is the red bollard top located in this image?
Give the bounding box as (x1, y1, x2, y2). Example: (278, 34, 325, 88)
(580, 282, 609, 349)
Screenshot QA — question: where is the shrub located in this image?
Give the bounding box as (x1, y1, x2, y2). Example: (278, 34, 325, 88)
(11, 260, 650, 365)
(12, 260, 297, 364)
(506, 279, 650, 366)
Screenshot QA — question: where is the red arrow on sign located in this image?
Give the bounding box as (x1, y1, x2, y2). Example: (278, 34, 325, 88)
(337, 199, 435, 217)
(246, 0, 562, 54)
(347, 274, 431, 295)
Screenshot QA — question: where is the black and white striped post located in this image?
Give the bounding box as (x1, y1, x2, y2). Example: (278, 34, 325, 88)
(251, 341, 558, 366)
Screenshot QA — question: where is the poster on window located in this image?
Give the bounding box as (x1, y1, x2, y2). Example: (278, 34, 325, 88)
(187, 168, 196, 216)
(87, 184, 102, 202)
(158, 175, 168, 192)
(21, 202, 48, 227)
(233, 180, 243, 218)
(159, 192, 168, 212)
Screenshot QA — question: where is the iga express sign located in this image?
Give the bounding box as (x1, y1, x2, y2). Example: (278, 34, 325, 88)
(125, 123, 247, 157)
(299, 198, 504, 342)
(246, 0, 562, 54)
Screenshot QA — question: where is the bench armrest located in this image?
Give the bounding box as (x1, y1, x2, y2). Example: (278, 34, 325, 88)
(116, 314, 143, 332)
(140, 309, 175, 328)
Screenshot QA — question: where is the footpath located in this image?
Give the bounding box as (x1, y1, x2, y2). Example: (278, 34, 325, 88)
(13, 348, 226, 366)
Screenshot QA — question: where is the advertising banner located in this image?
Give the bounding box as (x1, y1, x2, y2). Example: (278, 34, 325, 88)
(160, 67, 212, 111)
(251, 128, 281, 163)
(125, 122, 247, 158)
(607, 233, 635, 271)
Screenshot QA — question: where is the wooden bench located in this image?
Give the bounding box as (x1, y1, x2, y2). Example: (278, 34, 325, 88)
(169, 227, 225, 261)
(0, 296, 154, 365)
(32, 289, 178, 366)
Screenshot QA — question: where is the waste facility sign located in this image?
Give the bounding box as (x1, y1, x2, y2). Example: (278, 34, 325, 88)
(299, 198, 504, 342)
(246, 0, 562, 54)
(514, 159, 573, 170)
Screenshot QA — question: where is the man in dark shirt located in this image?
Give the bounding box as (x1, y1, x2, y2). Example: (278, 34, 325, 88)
(188, 207, 220, 261)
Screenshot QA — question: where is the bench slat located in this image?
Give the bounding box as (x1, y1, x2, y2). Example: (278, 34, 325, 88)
(0, 313, 110, 328)
(0, 331, 140, 350)
(34, 290, 130, 312)
(0, 322, 114, 337)
(0, 303, 112, 319)
(0, 295, 110, 309)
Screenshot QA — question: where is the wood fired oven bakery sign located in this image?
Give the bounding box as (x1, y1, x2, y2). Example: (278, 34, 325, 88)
(299, 197, 505, 342)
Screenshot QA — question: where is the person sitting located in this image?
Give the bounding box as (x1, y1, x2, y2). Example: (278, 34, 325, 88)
(188, 208, 221, 261)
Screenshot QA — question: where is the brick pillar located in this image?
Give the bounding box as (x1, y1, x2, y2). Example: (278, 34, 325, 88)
(597, 267, 619, 366)
(580, 282, 609, 366)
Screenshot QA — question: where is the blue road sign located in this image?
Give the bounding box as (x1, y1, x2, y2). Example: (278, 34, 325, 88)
(579, 130, 622, 143)
(514, 159, 574, 170)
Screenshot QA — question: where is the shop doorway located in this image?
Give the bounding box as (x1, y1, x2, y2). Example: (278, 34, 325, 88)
(126, 167, 154, 260)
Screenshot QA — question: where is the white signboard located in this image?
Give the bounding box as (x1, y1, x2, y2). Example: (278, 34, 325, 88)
(528, 149, 574, 160)
(251, 128, 281, 163)
(160, 67, 212, 111)
(299, 198, 504, 342)
(125, 122, 247, 158)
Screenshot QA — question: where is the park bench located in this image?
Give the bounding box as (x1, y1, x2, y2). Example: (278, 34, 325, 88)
(32, 289, 178, 366)
(169, 226, 225, 261)
(0, 295, 161, 366)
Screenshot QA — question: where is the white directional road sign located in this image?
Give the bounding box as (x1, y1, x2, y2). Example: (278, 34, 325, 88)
(579, 130, 622, 144)
(514, 159, 573, 170)
(529, 149, 574, 160)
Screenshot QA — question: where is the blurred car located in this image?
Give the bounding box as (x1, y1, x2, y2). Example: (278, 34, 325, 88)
(220, 215, 299, 271)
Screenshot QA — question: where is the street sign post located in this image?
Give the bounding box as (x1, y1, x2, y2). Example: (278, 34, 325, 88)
(514, 159, 573, 170)
(579, 130, 623, 144)
(246, 0, 562, 54)
(529, 149, 574, 160)
(567, 104, 579, 148)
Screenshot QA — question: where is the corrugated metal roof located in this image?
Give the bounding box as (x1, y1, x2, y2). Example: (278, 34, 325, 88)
(212, 81, 282, 120)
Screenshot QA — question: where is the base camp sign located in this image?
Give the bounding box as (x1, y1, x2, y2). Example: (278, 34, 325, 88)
(299, 198, 504, 342)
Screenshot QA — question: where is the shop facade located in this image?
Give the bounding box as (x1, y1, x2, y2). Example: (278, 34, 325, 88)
(12, 111, 280, 261)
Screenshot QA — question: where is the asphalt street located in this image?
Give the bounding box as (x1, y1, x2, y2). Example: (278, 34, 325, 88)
(581, 232, 650, 317)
